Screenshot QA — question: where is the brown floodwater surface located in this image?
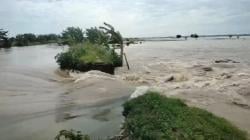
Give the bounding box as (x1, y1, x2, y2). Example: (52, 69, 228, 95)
(0, 45, 133, 140)
(1, 38, 250, 139)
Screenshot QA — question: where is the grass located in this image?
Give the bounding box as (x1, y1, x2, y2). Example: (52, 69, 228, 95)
(122, 91, 247, 140)
(55, 42, 121, 71)
(77, 44, 114, 64)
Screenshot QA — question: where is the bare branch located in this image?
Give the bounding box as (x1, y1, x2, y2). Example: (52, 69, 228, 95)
(103, 22, 114, 31)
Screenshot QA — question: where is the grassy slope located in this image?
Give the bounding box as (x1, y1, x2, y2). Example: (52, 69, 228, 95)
(123, 92, 247, 140)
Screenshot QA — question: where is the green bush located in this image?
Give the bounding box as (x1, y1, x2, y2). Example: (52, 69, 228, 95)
(86, 27, 109, 45)
(62, 27, 84, 45)
(55, 43, 121, 71)
(55, 130, 90, 140)
(123, 92, 247, 140)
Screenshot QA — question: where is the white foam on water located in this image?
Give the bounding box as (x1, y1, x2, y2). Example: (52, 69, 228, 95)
(70, 70, 116, 83)
(130, 86, 150, 99)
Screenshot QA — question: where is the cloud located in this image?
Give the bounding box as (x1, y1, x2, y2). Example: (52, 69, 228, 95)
(0, 0, 250, 37)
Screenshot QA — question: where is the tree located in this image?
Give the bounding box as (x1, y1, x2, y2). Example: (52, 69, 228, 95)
(190, 34, 199, 39)
(0, 29, 8, 40)
(15, 33, 36, 46)
(37, 34, 59, 43)
(85, 27, 109, 45)
(100, 22, 123, 66)
(62, 27, 84, 45)
(0, 29, 11, 48)
(176, 34, 182, 38)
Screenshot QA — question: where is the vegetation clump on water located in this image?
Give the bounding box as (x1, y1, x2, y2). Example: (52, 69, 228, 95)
(122, 92, 247, 140)
(55, 42, 121, 72)
(55, 23, 123, 73)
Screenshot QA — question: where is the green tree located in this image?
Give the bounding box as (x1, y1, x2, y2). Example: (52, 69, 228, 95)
(190, 34, 199, 39)
(100, 22, 123, 66)
(0, 29, 10, 48)
(176, 34, 182, 38)
(15, 33, 36, 46)
(62, 27, 84, 45)
(85, 27, 109, 45)
(0, 29, 8, 40)
(37, 34, 59, 43)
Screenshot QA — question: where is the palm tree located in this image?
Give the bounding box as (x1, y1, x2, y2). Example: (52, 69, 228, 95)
(100, 22, 124, 66)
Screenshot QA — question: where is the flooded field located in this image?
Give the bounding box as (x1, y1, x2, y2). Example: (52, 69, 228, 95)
(0, 38, 250, 139)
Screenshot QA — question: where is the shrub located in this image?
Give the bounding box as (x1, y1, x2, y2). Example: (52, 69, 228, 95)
(122, 92, 247, 140)
(191, 34, 199, 38)
(55, 130, 90, 140)
(62, 27, 84, 45)
(55, 43, 121, 71)
(176, 35, 182, 38)
(86, 27, 109, 45)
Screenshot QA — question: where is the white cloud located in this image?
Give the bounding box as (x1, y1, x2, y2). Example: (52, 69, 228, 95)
(0, 0, 250, 37)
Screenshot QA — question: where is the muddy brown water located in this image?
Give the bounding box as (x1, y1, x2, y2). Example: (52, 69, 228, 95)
(120, 38, 250, 134)
(1, 38, 250, 139)
(0, 45, 134, 140)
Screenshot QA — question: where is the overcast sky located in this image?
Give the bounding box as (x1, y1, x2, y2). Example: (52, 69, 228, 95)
(1, 0, 250, 37)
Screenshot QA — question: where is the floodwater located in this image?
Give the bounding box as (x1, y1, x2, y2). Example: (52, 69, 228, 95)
(120, 38, 250, 134)
(1, 38, 250, 139)
(0, 44, 133, 140)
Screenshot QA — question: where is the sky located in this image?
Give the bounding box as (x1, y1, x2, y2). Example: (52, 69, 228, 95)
(1, 0, 250, 37)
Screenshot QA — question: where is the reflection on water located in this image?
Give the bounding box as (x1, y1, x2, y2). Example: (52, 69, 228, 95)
(0, 45, 133, 140)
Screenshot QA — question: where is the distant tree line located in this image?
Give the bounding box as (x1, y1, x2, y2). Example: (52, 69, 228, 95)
(14, 33, 60, 46)
(0, 24, 124, 48)
(0, 28, 61, 48)
(175, 34, 199, 39)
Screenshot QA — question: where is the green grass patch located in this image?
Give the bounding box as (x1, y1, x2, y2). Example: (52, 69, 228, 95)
(55, 42, 121, 71)
(123, 92, 247, 140)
